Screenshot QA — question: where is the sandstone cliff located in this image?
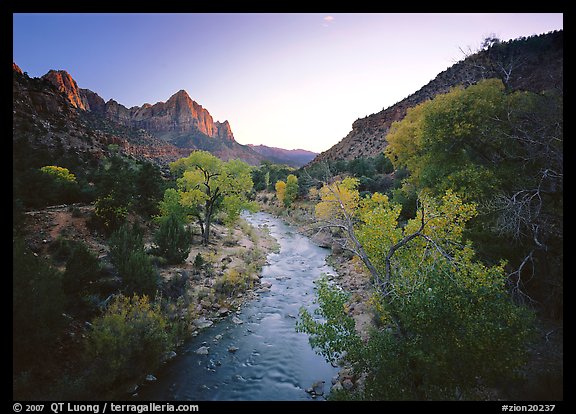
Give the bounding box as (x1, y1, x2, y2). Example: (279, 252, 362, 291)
(16, 65, 265, 166)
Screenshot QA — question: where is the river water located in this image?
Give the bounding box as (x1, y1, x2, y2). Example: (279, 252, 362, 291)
(137, 211, 339, 401)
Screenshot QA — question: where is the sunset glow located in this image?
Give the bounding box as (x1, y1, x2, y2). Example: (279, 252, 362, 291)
(13, 13, 563, 152)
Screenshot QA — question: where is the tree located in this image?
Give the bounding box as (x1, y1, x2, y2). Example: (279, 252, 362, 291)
(39, 165, 77, 183)
(275, 180, 286, 206)
(300, 181, 534, 399)
(284, 174, 299, 207)
(36, 165, 81, 205)
(170, 151, 253, 245)
(109, 223, 158, 297)
(134, 161, 165, 218)
(157, 188, 194, 224)
(385, 78, 563, 314)
(154, 213, 192, 264)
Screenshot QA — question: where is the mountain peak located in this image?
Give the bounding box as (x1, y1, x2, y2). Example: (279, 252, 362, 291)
(42, 69, 88, 110)
(168, 89, 192, 103)
(13, 62, 23, 75)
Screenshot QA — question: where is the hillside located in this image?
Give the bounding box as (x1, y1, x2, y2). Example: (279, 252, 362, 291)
(248, 144, 317, 167)
(312, 31, 563, 164)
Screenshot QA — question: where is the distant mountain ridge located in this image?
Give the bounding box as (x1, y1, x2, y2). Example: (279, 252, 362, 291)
(311, 30, 563, 165)
(247, 144, 317, 167)
(15, 67, 269, 165)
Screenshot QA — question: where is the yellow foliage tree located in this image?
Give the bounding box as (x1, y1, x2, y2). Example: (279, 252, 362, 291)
(275, 180, 286, 206)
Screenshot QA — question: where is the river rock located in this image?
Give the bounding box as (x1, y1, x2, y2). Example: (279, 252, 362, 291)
(193, 317, 213, 329)
(195, 346, 209, 355)
(218, 307, 230, 316)
(232, 316, 243, 325)
(162, 350, 177, 363)
(339, 368, 353, 380)
(228, 346, 239, 353)
(342, 378, 354, 390)
(331, 382, 344, 392)
(306, 380, 325, 396)
(145, 374, 157, 382)
(261, 281, 272, 289)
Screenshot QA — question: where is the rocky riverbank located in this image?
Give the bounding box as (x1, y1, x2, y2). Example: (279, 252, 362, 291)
(20, 203, 282, 398)
(255, 193, 375, 396)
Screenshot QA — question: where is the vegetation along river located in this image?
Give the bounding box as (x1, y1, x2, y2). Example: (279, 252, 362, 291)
(138, 211, 340, 400)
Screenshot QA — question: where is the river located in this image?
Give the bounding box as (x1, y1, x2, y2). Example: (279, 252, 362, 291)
(137, 211, 340, 401)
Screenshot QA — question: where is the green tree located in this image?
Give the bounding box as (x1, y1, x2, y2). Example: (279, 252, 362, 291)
(170, 151, 254, 245)
(40, 165, 77, 183)
(284, 174, 299, 207)
(37, 165, 81, 205)
(109, 223, 158, 297)
(157, 188, 194, 224)
(299, 181, 534, 400)
(134, 161, 165, 218)
(154, 213, 192, 264)
(385, 78, 563, 315)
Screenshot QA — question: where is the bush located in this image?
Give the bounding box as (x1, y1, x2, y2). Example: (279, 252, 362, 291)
(85, 294, 172, 394)
(109, 223, 144, 269)
(62, 242, 102, 312)
(13, 237, 65, 371)
(193, 253, 205, 269)
(94, 195, 128, 234)
(154, 213, 192, 264)
(110, 224, 158, 297)
(214, 268, 250, 297)
(121, 250, 159, 298)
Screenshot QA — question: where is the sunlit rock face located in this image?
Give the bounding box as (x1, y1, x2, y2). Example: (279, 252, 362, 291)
(15, 64, 264, 166)
(42, 71, 235, 143)
(42, 70, 89, 111)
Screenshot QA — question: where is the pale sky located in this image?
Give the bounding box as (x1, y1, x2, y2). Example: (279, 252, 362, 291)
(13, 13, 563, 153)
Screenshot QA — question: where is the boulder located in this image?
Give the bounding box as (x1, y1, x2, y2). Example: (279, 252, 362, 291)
(193, 317, 213, 329)
(195, 346, 209, 355)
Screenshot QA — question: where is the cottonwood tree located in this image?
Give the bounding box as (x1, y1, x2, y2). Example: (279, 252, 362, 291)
(385, 79, 563, 313)
(169, 151, 253, 245)
(300, 180, 534, 399)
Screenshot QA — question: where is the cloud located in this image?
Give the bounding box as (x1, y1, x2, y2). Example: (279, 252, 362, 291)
(322, 15, 335, 27)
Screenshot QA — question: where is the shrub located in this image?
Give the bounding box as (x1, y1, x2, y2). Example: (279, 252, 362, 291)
(94, 195, 128, 234)
(13, 238, 65, 371)
(154, 213, 192, 264)
(214, 268, 250, 297)
(62, 242, 102, 311)
(85, 295, 172, 393)
(121, 250, 158, 298)
(193, 253, 205, 269)
(110, 224, 158, 298)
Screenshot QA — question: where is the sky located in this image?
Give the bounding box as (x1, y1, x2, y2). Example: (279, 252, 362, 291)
(13, 13, 563, 153)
